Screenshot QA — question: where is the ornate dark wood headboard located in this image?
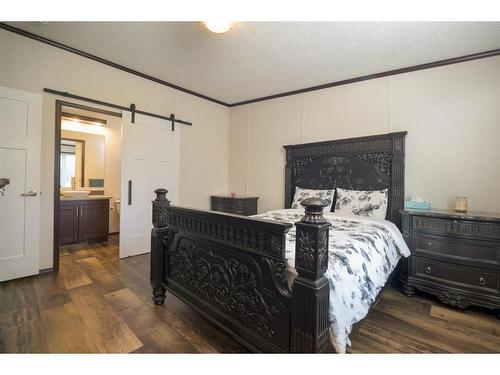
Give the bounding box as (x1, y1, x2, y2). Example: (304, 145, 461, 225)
(283, 131, 407, 228)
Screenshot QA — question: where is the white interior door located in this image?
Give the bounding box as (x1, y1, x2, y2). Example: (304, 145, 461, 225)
(0, 86, 42, 282)
(119, 112, 180, 258)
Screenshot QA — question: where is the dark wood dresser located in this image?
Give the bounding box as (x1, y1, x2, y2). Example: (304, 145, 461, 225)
(400, 209, 500, 317)
(210, 195, 259, 216)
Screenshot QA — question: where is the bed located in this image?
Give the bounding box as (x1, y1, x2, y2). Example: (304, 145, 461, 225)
(150, 131, 408, 353)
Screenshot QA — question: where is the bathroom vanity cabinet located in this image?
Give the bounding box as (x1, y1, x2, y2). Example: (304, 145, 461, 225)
(60, 198, 110, 245)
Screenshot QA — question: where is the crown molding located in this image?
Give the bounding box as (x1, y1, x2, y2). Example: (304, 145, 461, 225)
(0, 23, 229, 107)
(2, 22, 499, 108)
(229, 48, 500, 107)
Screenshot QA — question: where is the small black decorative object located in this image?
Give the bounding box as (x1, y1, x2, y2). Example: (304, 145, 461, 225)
(300, 197, 329, 224)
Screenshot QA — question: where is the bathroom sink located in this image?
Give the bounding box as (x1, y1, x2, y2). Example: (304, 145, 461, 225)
(61, 190, 91, 199)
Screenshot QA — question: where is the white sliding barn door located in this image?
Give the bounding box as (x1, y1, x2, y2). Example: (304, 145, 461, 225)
(0, 87, 42, 281)
(120, 112, 180, 258)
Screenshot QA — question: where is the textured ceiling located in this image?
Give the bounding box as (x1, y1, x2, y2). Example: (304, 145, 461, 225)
(7, 22, 500, 104)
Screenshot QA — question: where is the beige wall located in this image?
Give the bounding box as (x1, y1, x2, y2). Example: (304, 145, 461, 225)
(3, 27, 500, 270)
(229, 56, 500, 214)
(0, 30, 230, 270)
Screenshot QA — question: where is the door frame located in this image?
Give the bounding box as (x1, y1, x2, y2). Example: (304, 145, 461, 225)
(53, 100, 121, 271)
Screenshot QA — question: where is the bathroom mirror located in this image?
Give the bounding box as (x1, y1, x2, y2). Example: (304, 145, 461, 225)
(60, 133, 105, 188)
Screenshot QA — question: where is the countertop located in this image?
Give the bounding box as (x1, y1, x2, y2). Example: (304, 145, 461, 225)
(211, 195, 259, 199)
(60, 195, 113, 201)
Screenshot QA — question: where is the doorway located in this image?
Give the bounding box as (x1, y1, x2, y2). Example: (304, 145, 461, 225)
(53, 100, 122, 270)
(53, 100, 180, 270)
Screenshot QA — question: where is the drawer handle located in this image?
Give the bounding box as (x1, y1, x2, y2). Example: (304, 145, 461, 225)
(479, 277, 486, 286)
(425, 266, 432, 275)
(426, 241, 432, 247)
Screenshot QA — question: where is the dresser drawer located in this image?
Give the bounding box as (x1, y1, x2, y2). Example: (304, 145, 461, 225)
(412, 233, 500, 268)
(211, 197, 231, 210)
(224, 208, 245, 215)
(211, 196, 258, 216)
(412, 256, 500, 293)
(412, 216, 500, 241)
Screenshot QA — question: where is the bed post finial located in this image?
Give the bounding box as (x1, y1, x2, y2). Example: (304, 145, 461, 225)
(151, 188, 172, 305)
(152, 188, 171, 228)
(291, 198, 331, 353)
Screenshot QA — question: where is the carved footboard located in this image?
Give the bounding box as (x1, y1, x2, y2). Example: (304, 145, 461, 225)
(151, 189, 331, 353)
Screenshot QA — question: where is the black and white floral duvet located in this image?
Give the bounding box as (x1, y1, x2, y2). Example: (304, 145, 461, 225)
(252, 209, 410, 353)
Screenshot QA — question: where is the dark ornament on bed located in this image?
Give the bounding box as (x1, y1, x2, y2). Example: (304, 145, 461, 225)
(300, 197, 329, 224)
(262, 257, 293, 299)
(152, 188, 170, 228)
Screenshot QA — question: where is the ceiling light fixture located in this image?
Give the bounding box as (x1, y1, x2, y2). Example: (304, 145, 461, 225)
(204, 21, 232, 34)
(61, 112, 107, 126)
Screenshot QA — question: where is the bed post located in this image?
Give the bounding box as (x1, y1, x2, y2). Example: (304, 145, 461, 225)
(151, 188, 171, 305)
(291, 198, 331, 353)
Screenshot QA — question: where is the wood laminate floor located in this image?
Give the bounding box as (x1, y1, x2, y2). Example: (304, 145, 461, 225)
(1, 235, 499, 353)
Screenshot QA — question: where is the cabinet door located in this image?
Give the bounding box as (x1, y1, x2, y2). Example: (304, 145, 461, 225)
(79, 201, 109, 242)
(60, 203, 79, 245)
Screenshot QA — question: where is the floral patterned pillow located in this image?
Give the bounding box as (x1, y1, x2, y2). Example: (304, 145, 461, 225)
(335, 188, 388, 219)
(291, 187, 335, 211)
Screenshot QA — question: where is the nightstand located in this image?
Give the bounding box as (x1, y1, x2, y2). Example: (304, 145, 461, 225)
(400, 209, 500, 318)
(211, 195, 259, 216)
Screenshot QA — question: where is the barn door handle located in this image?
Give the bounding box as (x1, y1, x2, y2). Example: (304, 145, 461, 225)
(128, 180, 132, 205)
(21, 190, 38, 197)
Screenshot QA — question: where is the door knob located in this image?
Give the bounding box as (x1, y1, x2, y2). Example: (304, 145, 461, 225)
(20, 190, 38, 197)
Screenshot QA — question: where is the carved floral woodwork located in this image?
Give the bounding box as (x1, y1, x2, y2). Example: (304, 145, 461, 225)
(166, 210, 289, 259)
(262, 257, 292, 300)
(297, 231, 315, 270)
(284, 132, 406, 229)
(169, 239, 283, 338)
(434, 291, 472, 309)
(152, 285, 166, 305)
(318, 230, 329, 270)
(412, 217, 500, 240)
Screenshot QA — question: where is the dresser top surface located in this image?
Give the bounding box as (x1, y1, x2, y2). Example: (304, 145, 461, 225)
(402, 208, 500, 223)
(211, 195, 259, 200)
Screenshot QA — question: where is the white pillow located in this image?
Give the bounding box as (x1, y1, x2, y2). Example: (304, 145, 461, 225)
(291, 187, 335, 211)
(335, 188, 388, 219)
